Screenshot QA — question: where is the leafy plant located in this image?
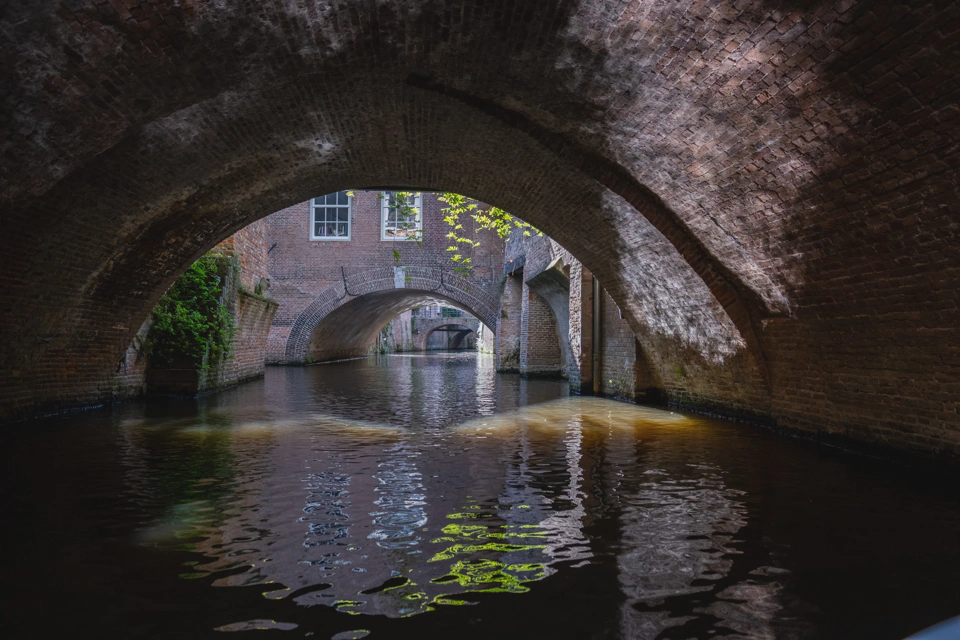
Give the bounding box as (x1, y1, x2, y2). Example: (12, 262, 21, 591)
(147, 256, 237, 369)
(438, 192, 540, 275)
(351, 190, 539, 274)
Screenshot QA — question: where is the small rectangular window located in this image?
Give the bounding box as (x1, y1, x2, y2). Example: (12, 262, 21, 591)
(381, 191, 422, 241)
(310, 191, 351, 241)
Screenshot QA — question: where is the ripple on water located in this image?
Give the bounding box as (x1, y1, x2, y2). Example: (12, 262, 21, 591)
(6, 356, 959, 639)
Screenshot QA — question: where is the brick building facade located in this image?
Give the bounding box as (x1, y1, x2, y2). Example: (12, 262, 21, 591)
(264, 191, 505, 364)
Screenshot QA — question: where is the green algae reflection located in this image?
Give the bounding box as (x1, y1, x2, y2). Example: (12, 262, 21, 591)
(428, 558, 548, 594)
(337, 504, 558, 616)
(422, 508, 552, 600)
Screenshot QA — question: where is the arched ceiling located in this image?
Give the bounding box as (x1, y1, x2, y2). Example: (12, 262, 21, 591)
(307, 289, 482, 362)
(1, 1, 957, 457)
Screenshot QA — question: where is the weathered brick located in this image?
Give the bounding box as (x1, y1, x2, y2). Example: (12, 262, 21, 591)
(0, 0, 956, 462)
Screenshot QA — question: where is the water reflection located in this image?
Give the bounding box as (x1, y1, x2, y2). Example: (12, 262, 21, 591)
(118, 384, 779, 632)
(369, 442, 427, 551)
(616, 460, 748, 637)
(4, 354, 960, 639)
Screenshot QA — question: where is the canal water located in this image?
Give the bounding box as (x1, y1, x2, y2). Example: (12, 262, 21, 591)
(2, 352, 959, 639)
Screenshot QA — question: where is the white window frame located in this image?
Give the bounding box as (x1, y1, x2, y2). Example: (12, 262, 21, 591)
(310, 191, 352, 241)
(380, 191, 423, 242)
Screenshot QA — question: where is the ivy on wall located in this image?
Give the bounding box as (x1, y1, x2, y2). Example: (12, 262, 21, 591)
(146, 255, 237, 369)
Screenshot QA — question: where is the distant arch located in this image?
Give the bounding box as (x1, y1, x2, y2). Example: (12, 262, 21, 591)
(448, 329, 478, 350)
(283, 267, 499, 363)
(412, 317, 482, 351)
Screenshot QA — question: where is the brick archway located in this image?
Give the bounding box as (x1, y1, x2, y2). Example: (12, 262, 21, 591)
(283, 267, 498, 364)
(4, 2, 960, 458)
(412, 318, 482, 351)
(448, 330, 476, 350)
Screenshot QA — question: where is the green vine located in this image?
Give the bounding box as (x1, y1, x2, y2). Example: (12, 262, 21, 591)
(438, 193, 540, 275)
(147, 255, 237, 369)
(348, 190, 539, 274)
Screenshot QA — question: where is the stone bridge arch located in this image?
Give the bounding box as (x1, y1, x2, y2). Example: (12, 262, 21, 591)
(447, 329, 477, 350)
(4, 1, 960, 460)
(283, 267, 498, 364)
(412, 317, 482, 351)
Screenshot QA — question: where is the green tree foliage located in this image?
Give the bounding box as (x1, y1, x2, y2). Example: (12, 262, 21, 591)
(438, 193, 540, 275)
(351, 190, 539, 274)
(147, 256, 236, 369)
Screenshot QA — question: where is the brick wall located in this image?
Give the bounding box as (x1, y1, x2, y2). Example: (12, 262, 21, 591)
(599, 289, 658, 402)
(387, 310, 414, 353)
(112, 319, 151, 400)
(509, 230, 577, 378)
(206, 223, 278, 386)
(120, 229, 278, 397)
(4, 1, 960, 461)
(477, 324, 495, 354)
(519, 282, 562, 376)
(496, 274, 523, 372)
(545, 256, 660, 402)
(267, 191, 504, 363)
(567, 262, 592, 394)
(214, 218, 270, 292)
(227, 291, 279, 383)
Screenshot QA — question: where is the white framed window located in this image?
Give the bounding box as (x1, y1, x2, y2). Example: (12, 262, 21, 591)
(310, 191, 351, 240)
(381, 191, 423, 241)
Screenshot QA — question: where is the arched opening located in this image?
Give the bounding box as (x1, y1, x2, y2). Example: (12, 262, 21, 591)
(3, 0, 957, 464)
(422, 324, 478, 351)
(303, 289, 492, 363)
(272, 249, 500, 363)
(0, 77, 766, 421)
(5, 3, 960, 637)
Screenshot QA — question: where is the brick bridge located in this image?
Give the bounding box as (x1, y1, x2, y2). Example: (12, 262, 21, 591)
(3, 2, 960, 461)
(411, 316, 481, 351)
(281, 265, 499, 363)
(261, 191, 503, 364)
